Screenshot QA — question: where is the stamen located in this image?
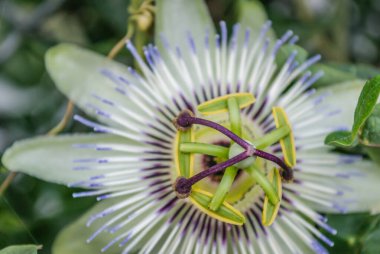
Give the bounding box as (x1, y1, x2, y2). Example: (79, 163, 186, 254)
(253, 125, 290, 149)
(180, 142, 229, 158)
(247, 165, 280, 205)
(209, 96, 242, 211)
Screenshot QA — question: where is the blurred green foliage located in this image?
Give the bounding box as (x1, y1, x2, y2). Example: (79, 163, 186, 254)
(326, 213, 380, 253)
(0, 0, 379, 253)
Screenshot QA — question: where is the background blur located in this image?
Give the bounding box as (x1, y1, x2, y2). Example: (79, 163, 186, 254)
(0, 0, 379, 253)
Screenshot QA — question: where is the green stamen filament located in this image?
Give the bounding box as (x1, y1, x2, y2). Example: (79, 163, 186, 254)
(210, 97, 242, 211)
(208, 166, 237, 211)
(253, 125, 291, 149)
(246, 165, 280, 205)
(180, 143, 228, 158)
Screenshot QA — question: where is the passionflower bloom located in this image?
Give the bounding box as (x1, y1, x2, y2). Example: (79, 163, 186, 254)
(3, 21, 380, 254)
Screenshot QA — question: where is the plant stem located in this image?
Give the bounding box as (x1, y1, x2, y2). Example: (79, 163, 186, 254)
(0, 172, 17, 196)
(107, 23, 135, 59)
(47, 101, 74, 136)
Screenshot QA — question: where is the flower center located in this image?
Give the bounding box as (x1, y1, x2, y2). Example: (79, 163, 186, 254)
(171, 93, 296, 226)
(201, 140, 243, 182)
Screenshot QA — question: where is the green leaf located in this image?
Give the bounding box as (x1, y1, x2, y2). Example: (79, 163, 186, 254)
(365, 147, 380, 168)
(360, 104, 380, 166)
(313, 80, 365, 130)
(325, 76, 380, 147)
(1, 134, 133, 185)
(155, 0, 215, 50)
(362, 216, 380, 254)
(361, 104, 380, 145)
(0, 245, 40, 254)
(347, 81, 380, 129)
(52, 199, 121, 254)
(236, 0, 275, 39)
(326, 213, 376, 253)
(324, 130, 354, 147)
(45, 43, 136, 127)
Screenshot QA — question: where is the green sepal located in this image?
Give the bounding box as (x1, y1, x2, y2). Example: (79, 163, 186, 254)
(272, 107, 296, 167)
(197, 93, 255, 115)
(325, 76, 380, 147)
(189, 188, 245, 225)
(262, 168, 282, 226)
(174, 129, 194, 178)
